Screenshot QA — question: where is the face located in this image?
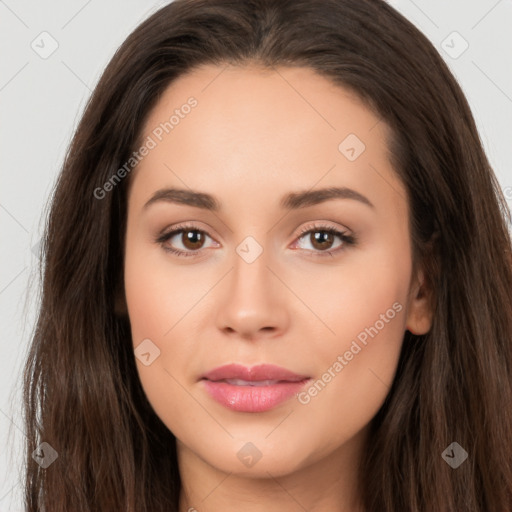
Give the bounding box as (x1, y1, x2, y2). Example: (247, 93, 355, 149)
(123, 64, 432, 478)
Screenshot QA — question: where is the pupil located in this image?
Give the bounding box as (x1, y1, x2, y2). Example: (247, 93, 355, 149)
(184, 230, 203, 249)
(312, 231, 333, 249)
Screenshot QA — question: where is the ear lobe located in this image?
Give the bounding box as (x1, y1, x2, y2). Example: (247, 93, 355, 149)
(405, 269, 434, 335)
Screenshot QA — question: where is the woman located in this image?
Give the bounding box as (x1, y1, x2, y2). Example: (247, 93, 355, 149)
(23, 0, 512, 510)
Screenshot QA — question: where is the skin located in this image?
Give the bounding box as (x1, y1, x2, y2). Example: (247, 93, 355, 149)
(123, 64, 433, 512)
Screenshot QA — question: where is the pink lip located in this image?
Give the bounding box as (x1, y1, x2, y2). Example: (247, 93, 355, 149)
(201, 364, 310, 412)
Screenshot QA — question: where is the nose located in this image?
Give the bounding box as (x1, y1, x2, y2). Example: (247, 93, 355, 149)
(215, 244, 290, 341)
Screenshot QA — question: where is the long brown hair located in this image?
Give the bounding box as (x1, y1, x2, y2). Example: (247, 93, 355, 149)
(22, 0, 512, 510)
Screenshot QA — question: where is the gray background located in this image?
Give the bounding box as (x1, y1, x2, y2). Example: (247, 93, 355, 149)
(1, 0, 511, 509)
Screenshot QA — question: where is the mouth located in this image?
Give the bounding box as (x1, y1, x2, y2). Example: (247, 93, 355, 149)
(200, 364, 311, 412)
(212, 378, 295, 386)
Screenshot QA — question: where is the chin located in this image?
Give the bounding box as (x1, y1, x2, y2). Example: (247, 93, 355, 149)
(184, 434, 316, 478)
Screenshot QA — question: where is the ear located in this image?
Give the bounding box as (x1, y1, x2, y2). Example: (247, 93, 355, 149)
(405, 267, 433, 335)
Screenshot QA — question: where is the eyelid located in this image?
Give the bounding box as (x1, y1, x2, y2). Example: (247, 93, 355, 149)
(155, 221, 219, 252)
(295, 221, 352, 238)
(289, 221, 355, 255)
(156, 220, 356, 258)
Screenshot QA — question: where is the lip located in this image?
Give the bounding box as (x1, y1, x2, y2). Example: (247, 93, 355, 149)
(201, 364, 310, 412)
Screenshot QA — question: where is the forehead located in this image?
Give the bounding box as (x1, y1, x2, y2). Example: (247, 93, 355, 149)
(140, 63, 385, 152)
(128, 64, 406, 218)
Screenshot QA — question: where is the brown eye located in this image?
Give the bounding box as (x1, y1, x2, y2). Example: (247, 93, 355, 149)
(309, 231, 336, 251)
(156, 224, 218, 257)
(293, 224, 356, 258)
(180, 229, 206, 250)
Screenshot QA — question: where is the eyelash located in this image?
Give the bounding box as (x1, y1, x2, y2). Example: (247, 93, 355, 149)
(155, 222, 357, 259)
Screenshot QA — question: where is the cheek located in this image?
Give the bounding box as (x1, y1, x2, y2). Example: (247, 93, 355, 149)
(124, 236, 204, 344)
(290, 241, 411, 354)
(292, 247, 411, 441)
(123, 237, 214, 421)
(296, 308, 405, 462)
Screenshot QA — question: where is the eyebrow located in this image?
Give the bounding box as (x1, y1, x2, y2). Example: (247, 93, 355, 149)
(142, 186, 374, 212)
